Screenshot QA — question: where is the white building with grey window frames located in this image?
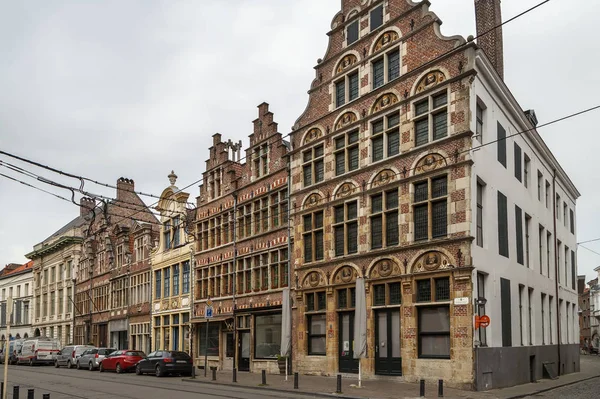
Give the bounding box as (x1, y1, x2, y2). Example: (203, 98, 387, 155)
(469, 2, 580, 388)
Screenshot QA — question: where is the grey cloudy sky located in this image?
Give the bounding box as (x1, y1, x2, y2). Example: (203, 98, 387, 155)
(1, 0, 599, 280)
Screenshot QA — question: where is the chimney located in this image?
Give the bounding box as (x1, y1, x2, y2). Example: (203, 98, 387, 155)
(475, 0, 504, 79)
(116, 177, 135, 201)
(80, 197, 95, 217)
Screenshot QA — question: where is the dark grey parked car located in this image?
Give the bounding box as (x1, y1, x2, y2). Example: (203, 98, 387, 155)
(77, 348, 116, 370)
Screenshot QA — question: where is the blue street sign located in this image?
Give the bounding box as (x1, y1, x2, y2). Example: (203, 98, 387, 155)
(206, 306, 213, 319)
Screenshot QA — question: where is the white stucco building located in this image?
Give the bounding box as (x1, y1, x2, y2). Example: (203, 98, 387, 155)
(0, 262, 34, 341)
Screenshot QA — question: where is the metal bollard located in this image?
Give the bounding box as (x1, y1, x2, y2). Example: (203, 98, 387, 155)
(438, 379, 444, 397)
(191, 365, 196, 379)
(43, 395, 50, 399)
(13, 385, 20, 399)
(336, 374, 342, 394)
(1, 382, 3, 397)
(420, 379, 425, 397)
(212, 367, 216, 381)
(294, 372, 299, 389)
(233, 368, 237, 383)
(28, 389, 35, 399)
(261, 369, 267, 385)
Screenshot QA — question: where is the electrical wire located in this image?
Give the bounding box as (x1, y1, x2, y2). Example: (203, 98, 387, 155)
(578, 238, 600, 245)
(578, 244, 600, 258)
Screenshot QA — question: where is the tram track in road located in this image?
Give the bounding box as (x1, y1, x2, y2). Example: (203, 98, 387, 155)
(7, 366, 315, 399)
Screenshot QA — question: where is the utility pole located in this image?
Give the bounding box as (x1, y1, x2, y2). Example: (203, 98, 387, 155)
(231, 192, 238, 382)
(3, 297, 13, 399)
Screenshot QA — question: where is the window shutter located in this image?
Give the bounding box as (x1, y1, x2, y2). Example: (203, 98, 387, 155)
(514, 143, 522, 182)
(497, 122, 507, 167)
(500, 278, 512, 347)
(515, 205, 524, 265)
(498, 191, 509, 258)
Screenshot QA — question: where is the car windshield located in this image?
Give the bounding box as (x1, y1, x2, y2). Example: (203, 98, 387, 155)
(125, 351, 144, 357)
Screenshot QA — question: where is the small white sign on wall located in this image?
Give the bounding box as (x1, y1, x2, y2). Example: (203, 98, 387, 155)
(454, 297, 469, 305)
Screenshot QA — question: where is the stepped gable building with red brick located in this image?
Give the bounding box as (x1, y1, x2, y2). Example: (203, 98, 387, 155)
(289, 0, 475, 386)
(192, 103, 290, 374)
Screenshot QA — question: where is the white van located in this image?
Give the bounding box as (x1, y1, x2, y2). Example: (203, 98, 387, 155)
(18, 337, 61, 366)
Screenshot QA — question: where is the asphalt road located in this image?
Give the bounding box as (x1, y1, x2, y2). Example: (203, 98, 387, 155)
(525, 376, 600, 399)
(0, 365, 322, 399)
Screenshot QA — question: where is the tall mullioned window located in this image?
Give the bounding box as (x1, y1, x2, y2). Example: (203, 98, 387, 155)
(413, 176, 448, 241)
(371, 112, 400, 162)
(303, 145, 324, 187)
(370, 190, 399, 249)
(414, 92, 448, 147)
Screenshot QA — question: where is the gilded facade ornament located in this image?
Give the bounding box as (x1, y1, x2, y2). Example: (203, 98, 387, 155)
(304, 127, 322, 145)
(371, 169, 396, 188)
(334, 266, 356, 284)
(371, 93, 399, 114)
(335, 112, 358, 131)
(336, 54, 358, 74)
(370, 259, 399, 279)
(414, 153, 447, 175)
(374, 31, 399, 53)
(411, 251, 452, 274)
(305, 271, 321, 288)
(335, 182, 357, 199)
(304, 193, 322, 208)
(415, 70, 446, 93)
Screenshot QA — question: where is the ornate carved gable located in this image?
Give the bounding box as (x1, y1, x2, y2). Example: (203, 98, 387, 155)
(415, 70, 446, 94)
(304, 193, 323, 209)
(335, 112, 358, 131)
(369, 259, 401, 279)
(334, 182, 357, 200)
(303, 127, 322, 146)
(332, 265, 358, 284)
(414, 153, 447, 175)
(374, 31, 399, 53)
(371, 169, 396, 189)
(411, 251, 454, 274)
(371, 92, 399, 114)
(303, 271, 325, 288)
(336, 54, 358, 74)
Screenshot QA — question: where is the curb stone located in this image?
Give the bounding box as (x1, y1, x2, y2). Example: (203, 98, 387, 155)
(503, 375, 600, 399)
(182, 378, 365, 399)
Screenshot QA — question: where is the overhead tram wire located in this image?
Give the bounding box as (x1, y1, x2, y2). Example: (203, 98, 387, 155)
(578, 244, 600, 258)
(578, 237, 600, 245)
(0, 149, 195, 206)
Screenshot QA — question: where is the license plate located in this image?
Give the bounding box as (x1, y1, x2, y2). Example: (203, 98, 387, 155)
(176, 360, 187, 363)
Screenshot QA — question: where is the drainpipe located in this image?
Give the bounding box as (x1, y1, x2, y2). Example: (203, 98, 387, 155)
(286, 163, 293, 374)
(552, 168, 561, 375)
(231, 192, 238, 379)
(189, 247, 194, 360)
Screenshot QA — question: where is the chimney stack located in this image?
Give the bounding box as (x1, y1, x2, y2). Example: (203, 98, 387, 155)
(80, 197, 95, 217)
(475, 0, 504, 79)
(116, 177, 135, 201)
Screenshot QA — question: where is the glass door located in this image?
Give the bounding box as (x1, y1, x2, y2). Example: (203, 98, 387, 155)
(238, 331, 250, 371)
(375, 309, 401, 375)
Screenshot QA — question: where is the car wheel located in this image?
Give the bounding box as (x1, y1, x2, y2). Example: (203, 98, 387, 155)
(89, 362, 94, 371)
(135, 365, 142, 375)
(116, 363, 122, 374)
(54, 360, 59, 368)
(155, 365, 163, 378)
(67, 360, 72, 369)
(99, 363, 104, 373)
(76, 361, 81, 370)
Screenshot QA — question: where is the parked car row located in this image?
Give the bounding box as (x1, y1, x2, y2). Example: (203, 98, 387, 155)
(1, 339, 194, 378)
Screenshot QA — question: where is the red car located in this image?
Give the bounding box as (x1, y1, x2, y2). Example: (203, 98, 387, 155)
(99, 350, 145, 373)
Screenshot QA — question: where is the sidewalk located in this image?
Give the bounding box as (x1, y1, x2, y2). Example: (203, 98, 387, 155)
(182, 356, 600, 399)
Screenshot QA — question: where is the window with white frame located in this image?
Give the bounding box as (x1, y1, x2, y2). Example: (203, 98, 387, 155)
(334, 130, 359, 175)
(335, 70, 359, 108)
(414, 91, 448, 147)
(134, 236, 144, 263)
(371, 112, 400, 162)
(372, 48, 400, 89)
(475, 101, 485, 142)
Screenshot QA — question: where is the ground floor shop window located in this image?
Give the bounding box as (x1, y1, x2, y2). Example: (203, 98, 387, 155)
(418, 306, 450, 359)
(199, 323, 219, 356)
(254, 313, 281, 359)
(131, 322, 150, 353)
(308, 314, 326, 355)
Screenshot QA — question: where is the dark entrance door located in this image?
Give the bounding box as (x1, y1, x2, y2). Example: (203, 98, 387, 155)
(238, 331, 250, 371)
(338, 312, 358, 373)
(375, 309, 402, 375)
(98, 324, 108, 347)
